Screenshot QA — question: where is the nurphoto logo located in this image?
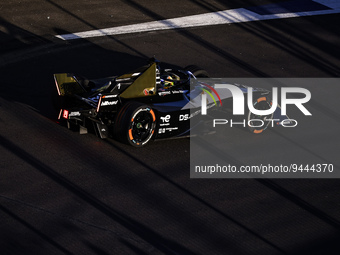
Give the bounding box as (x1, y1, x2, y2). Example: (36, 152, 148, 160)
(201, 84, 311, 116)
(200, 84, 312, 128)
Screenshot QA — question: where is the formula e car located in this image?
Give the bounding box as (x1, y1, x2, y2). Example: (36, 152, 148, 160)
(54, 59, 282, 147)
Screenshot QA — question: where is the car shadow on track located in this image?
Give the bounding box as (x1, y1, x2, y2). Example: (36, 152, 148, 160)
(0, 134, 195, 254)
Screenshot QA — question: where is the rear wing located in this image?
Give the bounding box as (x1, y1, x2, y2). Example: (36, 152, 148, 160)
(54, 62, 158, 99)
(54, 73, 86, 96)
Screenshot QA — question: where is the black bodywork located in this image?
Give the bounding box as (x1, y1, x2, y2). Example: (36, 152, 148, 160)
(54, 60, 274, 147)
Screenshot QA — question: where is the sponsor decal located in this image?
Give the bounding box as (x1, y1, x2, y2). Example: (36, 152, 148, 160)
(160, 114, 171, 126)
(179, 114, 189, 121)
(102, 94, 118, 98)
(68, 111, 81, 117)
(172, 90, 185, 94)
(179, 110, 202, 121)
(160, 115, 170, 122)
(101, 100, 118, 106)
(158, 127, 179, 134)
(158, 91, 171, 96)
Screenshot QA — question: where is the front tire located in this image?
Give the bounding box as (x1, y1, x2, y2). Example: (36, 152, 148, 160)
(247, 96, 273, 134)
(114, 102, 156, 147)
(184, 65, 209, 78)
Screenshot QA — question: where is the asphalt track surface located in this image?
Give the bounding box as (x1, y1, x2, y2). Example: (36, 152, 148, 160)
(1, 0, 340, 254)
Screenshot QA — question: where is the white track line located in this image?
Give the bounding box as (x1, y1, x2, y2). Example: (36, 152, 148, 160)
(56, 1, 340, 40)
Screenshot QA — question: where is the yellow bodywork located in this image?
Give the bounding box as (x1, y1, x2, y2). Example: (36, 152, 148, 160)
(54, 63, 157, 98)
(54, 73, 85, 96)
(120, 63, 157, 98)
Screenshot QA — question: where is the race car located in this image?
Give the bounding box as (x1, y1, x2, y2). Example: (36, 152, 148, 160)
(53, 59, 281, 147)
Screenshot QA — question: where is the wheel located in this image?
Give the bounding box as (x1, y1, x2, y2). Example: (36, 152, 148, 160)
(184, 65, 209, 77)
(247, 96, 273, 134)
(114, 102, 156, 147)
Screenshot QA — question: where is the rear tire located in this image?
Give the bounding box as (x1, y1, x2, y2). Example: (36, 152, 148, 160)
(114, 102, 156, 147)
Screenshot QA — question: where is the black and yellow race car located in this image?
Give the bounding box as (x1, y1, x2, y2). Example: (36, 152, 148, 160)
(54, 59, 281, 147)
